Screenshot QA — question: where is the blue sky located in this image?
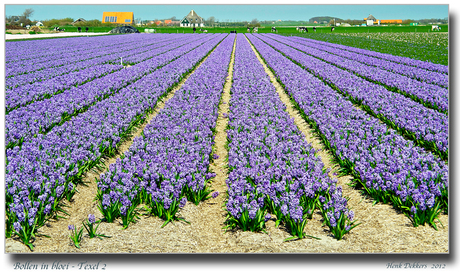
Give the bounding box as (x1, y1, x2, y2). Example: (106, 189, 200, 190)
(5, 2, 450, 22)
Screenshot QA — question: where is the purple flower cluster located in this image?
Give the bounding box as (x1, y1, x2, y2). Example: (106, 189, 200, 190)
(5, 35, 129, 77)
(5, 34, 172, 77)
(5, 34, 227, 243)
(96, 34, 234, 227)
(257, 34, 448, 159)
(285, 35, 448, 88)
(247, 34, 448, 228)
(5, 34, 180, 89)
(5, 34, 217, 149)
(291, 34, 448, 74)
(6, 64, 123, 112)
(266, 34, 448, 113)
(225, 34, 356, 239)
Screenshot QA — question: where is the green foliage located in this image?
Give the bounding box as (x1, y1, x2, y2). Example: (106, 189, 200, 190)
(42, 17, 74, 27)
(286, 27, 448, 65)
(68, 225, 84, 249)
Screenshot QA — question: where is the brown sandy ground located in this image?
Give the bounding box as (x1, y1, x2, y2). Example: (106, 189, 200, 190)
(5, 34, 448, 254)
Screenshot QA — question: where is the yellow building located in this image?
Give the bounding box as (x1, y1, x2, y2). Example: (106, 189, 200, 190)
(379, 19, 403, 24)
(102, 12, 134, 25)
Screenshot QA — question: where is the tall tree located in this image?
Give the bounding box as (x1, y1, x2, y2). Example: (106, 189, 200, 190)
(22, 8, 34, 20)
(206, 16, 216, 27)
(19, 8, 34, 26)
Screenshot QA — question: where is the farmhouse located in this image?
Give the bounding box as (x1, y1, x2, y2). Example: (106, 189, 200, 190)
(72, 18, 86, 25)
(364, 14, 403, 26)
(102, 12, 134, 25)
(364, 14, 377, 26)
(180, 10, 204, 27)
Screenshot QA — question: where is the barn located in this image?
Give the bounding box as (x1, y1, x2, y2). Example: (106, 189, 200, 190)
(102, 12, 134, 25)
(180, 10, 204, 27)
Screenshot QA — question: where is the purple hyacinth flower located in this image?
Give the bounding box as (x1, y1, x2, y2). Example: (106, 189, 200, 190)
(13, 222, 22, 232)
(120, 205, 127, 216)
(88, 214, 96, 224)
(179, 197, 187, 208)
(212, 191, 219, 198)
(330, 216, 337, 227)
(348, 210, 354, 221)
(44, 204, 52, 215)
(68, 224, 75, 231)
(264, 213, 271, 222)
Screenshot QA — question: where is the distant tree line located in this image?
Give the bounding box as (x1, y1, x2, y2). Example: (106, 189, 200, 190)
(6, 8, 448, 29)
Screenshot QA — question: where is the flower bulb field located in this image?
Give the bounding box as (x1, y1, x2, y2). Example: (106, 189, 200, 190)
(4, 32, 448, 253)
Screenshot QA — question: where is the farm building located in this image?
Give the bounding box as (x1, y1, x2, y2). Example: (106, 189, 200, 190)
(102, 12, 134, 25)
(378, 19, 403, 24)
(72, 18, 86, 25)
(364, 14, 377, 26)
(364, 14, 403, 26)
(180, 10, 204, 27)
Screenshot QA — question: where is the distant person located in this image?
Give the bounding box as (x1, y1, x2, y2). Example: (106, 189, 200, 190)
(85, 27, 89, 33)
(193, 27, 196, 33)
(78, 26, 81, 33)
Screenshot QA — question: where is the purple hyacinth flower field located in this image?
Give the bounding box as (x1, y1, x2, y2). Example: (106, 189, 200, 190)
(5, 32, 448, 253)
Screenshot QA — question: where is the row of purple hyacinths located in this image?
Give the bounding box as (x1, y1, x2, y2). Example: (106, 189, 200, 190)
(5, 34, 154, 77)
(257, 34, 448, 160)
(5, 34, 214, 149)
(285, 35, 448, 88)
(5, 34, 182, 90)
(266, 34, 448, 114)
(224, 34, 358, 240)
(5, 34, 135, 63)
(295, 34, 448, 74)
(5, 35, 130, 77)
(5, 34, 227, 250)
(96, 34, 235, 228)
(5, 34, 200, 116)
(271, 35, 449, 113)
(247, 34, 448, 230)
(6, 64, 123, 113)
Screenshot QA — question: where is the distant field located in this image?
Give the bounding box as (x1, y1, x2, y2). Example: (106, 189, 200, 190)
(42, 24, 448, 34)
(287, 31, 448, 65)
(8, 24, 449, 65)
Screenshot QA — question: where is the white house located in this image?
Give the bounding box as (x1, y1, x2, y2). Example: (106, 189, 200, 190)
(180, 10, 204, 27)
(365, 14, 376, 26)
